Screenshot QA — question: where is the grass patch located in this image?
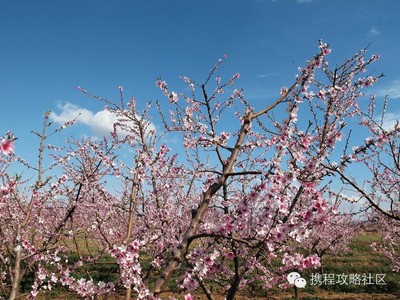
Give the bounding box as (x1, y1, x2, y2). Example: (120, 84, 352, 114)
(10, 231, 400, 299)
(301, 231, 400, 295)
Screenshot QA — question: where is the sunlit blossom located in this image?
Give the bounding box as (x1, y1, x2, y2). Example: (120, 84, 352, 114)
(1, 139, 14, 155)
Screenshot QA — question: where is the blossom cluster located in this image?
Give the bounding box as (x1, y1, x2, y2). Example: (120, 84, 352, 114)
(110, 241, 149, 298)
(0, 132, 15, 155)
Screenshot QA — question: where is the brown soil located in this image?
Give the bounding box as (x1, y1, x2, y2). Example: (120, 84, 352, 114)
(95, 291, 399, 300)
(35, 290, 400, 299)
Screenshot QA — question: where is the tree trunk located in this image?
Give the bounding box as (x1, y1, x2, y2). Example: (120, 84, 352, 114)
(8, 250, 21, 300)
(9, 226, 22, 300)
(124, 286, 132, 300)
(226, 275, 241, 300)
(151, 113, 254, 296)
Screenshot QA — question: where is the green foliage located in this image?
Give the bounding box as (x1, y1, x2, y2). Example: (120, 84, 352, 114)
(302, 231, 400, 294)
(20, 231, 400, 298)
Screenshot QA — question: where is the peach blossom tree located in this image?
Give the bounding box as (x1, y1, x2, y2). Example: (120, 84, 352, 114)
(1, 41, 399, 300)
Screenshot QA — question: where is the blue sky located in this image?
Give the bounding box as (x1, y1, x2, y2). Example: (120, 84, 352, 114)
(1, 0, 399, 164)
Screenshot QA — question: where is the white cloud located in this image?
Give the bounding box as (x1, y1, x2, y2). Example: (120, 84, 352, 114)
(50, 102, 155, 139)
(258, 73, 278, 78)
(336, 192, 367, 215)
(381, 112, 400, 130)
(367, 26, 380, 37)
(376, 79, 400, 100)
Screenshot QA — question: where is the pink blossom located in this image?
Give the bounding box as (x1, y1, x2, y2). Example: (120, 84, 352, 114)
(319, 42, 331, 55)
(301, 134, 312, 148)
(169, 92, 179, 104)
(182, 275, 197, 291)
(326, 136, 335, 148)
(183, 77, 191, 83)
(280, 86, 288, 95)
(184, 294, 193, 300)
(156, 79, 168, 94)
(1, 139, 14, 155)
(248, 190, 258, 201)
(370, 54, 380, 61)
(302, 255, 320, 269)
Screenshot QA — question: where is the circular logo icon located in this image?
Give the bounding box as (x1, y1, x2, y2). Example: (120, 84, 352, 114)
(287, 272, 307, 288)
(294, 277, 307, 288)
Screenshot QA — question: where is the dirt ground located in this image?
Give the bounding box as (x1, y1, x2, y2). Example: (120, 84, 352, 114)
(34, 288, 400, 299)
(175, 292, 399, 300)
(91, 291, 399, 300)
(232, 291, 400, 300)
